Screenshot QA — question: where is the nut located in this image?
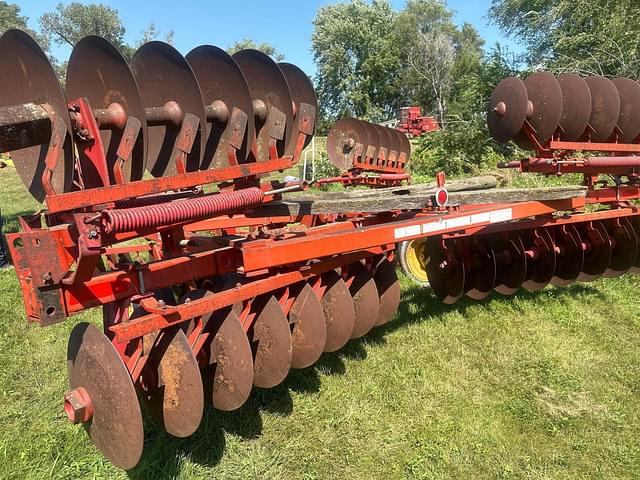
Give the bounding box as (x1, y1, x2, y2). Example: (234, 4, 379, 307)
(63, 387, 93, 424)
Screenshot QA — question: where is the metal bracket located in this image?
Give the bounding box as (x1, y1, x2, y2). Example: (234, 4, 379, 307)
(113, 116, 142, 184)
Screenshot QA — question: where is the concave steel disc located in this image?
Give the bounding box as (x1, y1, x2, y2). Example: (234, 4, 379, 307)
(603, 218, 638, 277)
(67, 323, 143, 470)
(141, 327, 203, 438)
(233, 50, 294, 160)
(320, 270, 356, 352)
(521, 228, 556, 291)
(465, 240, 496, 300)
(250, 295, 292, 388)
(186, 45, 255, 167)
(133, 41, 206, 177)
(363, 121, 383, 164)
(395, 128, 412, 167)
(523, 72, 563, 144)
(373, 258, 401, 326)
(490, 234, 527, 296)
(550, 225, 584, 287)
(577, 222, 611, 282)
(0, 29, 73, 201)
(384, 125, 403, 160)
(612, 78, 640, 142)
(327, 117, 370, 170)
(347, 262, 380, 338)
(488, 77, 528, 143)
(207, 307, 254, 411)
(585, 76, 621, 142)
(288, 282, 327, 369)
(373, 123, 393, 165)
(557, 74, 592, 141)
(66, 36, 147, 186)
(425, 236, 465, 304)
(278, 62, 317, 153)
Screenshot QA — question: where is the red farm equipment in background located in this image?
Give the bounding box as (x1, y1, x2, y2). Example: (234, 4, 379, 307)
(394, 106, 440, 137)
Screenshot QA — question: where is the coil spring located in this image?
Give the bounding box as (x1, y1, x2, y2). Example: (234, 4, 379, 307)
(102, 187, 264, 234)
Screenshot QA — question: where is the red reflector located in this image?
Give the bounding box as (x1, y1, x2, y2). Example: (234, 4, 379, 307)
(436, 188, 448, 206)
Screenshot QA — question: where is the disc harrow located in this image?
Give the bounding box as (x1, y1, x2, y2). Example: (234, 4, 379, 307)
(0, 29, 639, 471)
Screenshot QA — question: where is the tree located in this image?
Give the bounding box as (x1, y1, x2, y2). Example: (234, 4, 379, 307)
(490, 0, 640, 77)
(39, 2, 127, 50)
(408, 30, 456, 123)
(228, 38, 284, 61)
(312, 0, 403, 123)
(0, 1, 49, 50)
(137, 22, 175, 47)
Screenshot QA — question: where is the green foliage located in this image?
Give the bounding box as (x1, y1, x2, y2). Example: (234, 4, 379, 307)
(490, 0, 640, 77)
(137, 22, 175, 47)
(39, 2, 126, 49)
(312, 0, 403, 122)
(0, 1, 49, 51)
(227, 38, 284, 61)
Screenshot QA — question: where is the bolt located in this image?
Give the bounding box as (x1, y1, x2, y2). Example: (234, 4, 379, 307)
(42, 272, 53, 284)
(87, 230, 98, 240)
(63, 387, 93, 424)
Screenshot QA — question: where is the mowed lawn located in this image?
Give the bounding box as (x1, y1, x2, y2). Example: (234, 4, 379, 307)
(1, 165, 640, 479)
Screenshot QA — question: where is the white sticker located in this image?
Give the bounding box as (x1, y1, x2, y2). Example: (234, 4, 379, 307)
(394, 224, 421, 240)
(490, 208, 513, 223)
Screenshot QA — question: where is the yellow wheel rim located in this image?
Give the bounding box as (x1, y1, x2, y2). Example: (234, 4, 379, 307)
(405, 238, 428, 283)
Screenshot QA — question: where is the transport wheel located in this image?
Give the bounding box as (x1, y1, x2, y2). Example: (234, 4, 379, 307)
(320, 270, 355, 352)
(373, 258, 401, 326)
(66, 323, 144, 470)
(288, 282, 327, 369)
(398, 238, 429, 286)
(140, 327, 204, 438)
(347, 262, 380, 338)
(250, 295, 293, 388)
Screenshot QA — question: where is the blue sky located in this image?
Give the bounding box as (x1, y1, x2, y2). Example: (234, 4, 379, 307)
(19, 0, 522, 74)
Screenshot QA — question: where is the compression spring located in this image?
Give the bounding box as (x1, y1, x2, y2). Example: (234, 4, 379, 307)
(101, 187, 264, 234)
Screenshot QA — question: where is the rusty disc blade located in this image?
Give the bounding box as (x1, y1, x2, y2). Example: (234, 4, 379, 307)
(142, 327, 203, 438)
(250, 295, 292, 388)
(207, 307, 254, 411)
(288, 282, 327, 368)
(383, 125, 402, 162)
(612, 78, 640, 142)
(327, 117, 370, 170)
(488, 77, 528, 143)
(557, 74, 592, 141)
(347, 262, 380, 338)
(395, 128, 411, 168)
(233, 50, 294, 160)
(523, 72, 563, 144)
(551, 225, 584, 286)
(0, 29, 73, 201)
(521, 228, 556, 291)
(425, 237, 465, 304)
(67, 323, 143, 470)
(577, 222, 612, 282)
(603, 218, 638, 277)
(491, 234, 527, 296)
(133, 41, 206, 177)
(373, 258, 401, 326)
(360, 120, 388, 165)
(585, 76, 620, 142)
(278, 62, 317, 153)
(320, 270, 355, 352)
(373, 123, 394, 165)
(186, 45, 254, 167)
(465, 240, 496, 300)
(66, 36, 147, 185)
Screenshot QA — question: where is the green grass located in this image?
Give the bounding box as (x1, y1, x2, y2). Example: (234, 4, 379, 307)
(1, 165, 640, 479)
